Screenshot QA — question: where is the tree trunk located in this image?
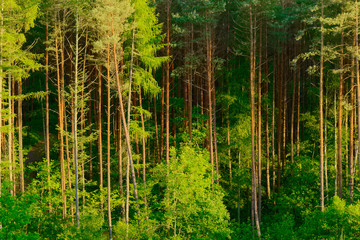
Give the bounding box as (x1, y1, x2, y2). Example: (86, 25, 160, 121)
(337, 27, 344, 199)
(55, 20, 66, 217)
(74, 12, 80, 227)
(272, 55, 276, 194)
(356, 0, 360, 196)
(45, 15, 50, 199)
(320, 0, 325, 210)
(257, 23, 262, 221)
(350, 54, 355, 203)
(98, 65, 103, 213)
(250, 5, 261, 238)
(166, 0, 171, 164)
(139, 88, 147, 217)
(112, 27, 139, 217)
(106, 42, 112, 238)
(206, 22, 214, 184)
(18, 80, 23, 193)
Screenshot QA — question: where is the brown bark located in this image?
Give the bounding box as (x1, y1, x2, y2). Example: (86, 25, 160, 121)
(112, 28, 139, 211)
(206, 22, 214, 184)
(350, 55, 354, 203)
(250, 5, 261, 238)
(106, 42, 112, 237)
(257, 22, 262, 221)
(265, 25, 270, 199)
(98, 65, 104, 212)
(18, 81, 23, 193)
(139, 88, 148, 215)
(356, 0, 360, 196)
(55, 19, 66, 217)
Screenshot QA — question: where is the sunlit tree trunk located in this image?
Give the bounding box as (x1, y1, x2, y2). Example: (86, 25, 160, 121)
(106, 42, 112, 238)
(55, 18, 66, 217)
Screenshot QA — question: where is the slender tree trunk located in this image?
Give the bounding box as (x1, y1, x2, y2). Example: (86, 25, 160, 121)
(98, 65, 103, 213)
(89, 89, 93, 181)
(350, 54, 355, 203)
(112, 27, 139, 217)
(189, 24, 194, 140)
(272, 55, 276, 194)
(212, 59, 219, 183)
(81, 31, 88, 212)
(265, 26, 270, 199)
(154, 96, 160, 162)
(338, 27, 344, 199)
(55, 21, 66, 217)
(206, 22, 214, 184)
(60, 13, 68, 217)
(291, 46, 296, 166)
(8, 72, 12, 195)
(334, 93, 338, 195)
(325, 84, 328, 194)
(106, 42, 112, 239)
(166, 0, 171, 164)
(320, 0, 325, 210)
(139, 88, 147, 217)
(45, 14, 51, 205)
(250, 5, 261, 238)
(356, 0, 360, 195)
(0, 0, 3, 195)
(296, 53, 301, 156)
(257, 22, 262, 222)
(18, 80, 23, 193)
(12, 77, 15, 194)
(74, 12, 80, 228)
(282, 52, 287, 171)
(276, 50, 282, 191)
(160, 67, 165, 161)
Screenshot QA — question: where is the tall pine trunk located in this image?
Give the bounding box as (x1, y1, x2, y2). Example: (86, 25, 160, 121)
(250, 5, 261, 238)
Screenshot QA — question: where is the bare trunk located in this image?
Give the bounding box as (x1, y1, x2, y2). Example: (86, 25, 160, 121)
(55, 20, 66, 217)
(206, 23, 214, 184)
(106, 42, 112, 238)
(250, 6, 261, 238)
(98, 65, 103, 213)
(320, 0, 325, 210)
(337, 27, 344, 199)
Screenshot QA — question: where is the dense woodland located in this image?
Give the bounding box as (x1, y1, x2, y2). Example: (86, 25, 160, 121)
(3, 0, 360, 239)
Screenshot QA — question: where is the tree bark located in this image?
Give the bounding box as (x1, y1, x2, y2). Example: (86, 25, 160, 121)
(250, 5, 261, 238)
(106, 42, 112, 238)
(320, 0, 325, 210)
(337, 26, 344, 199)
(55, 19, 66, 217)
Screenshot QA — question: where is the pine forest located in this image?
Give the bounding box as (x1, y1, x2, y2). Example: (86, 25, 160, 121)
(3, 0, 360, 239)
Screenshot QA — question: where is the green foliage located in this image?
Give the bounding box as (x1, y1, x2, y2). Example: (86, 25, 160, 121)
(154, 144, 231, 239)
(0, 182, 40, 240)
(299, 197, 360, 240)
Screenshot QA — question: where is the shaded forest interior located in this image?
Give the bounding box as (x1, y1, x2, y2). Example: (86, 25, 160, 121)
(2, 0, 360, 239)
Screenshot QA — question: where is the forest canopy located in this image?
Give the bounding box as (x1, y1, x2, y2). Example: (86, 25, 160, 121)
(1, 0, 360, 239)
